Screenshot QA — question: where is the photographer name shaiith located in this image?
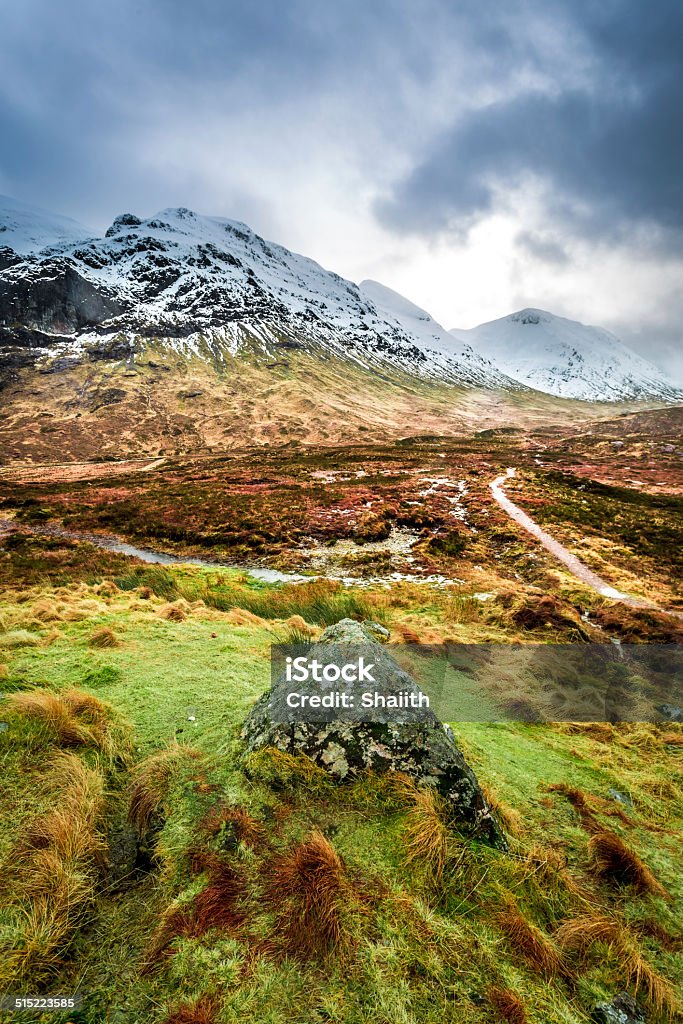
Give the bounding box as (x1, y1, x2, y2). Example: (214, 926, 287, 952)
(284, 690, 430, 709)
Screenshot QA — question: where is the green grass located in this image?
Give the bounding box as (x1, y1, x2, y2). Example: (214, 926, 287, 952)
(0, 566, 681, 1023)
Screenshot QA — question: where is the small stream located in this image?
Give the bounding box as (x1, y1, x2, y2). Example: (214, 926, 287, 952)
(0, 518, 462, 589)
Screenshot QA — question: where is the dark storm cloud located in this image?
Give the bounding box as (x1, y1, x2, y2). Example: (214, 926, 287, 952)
(377, 1, 683, 254)
(0, 0, 441, 222)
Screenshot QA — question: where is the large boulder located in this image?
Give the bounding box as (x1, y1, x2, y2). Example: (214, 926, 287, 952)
(241, 618, 506, 848)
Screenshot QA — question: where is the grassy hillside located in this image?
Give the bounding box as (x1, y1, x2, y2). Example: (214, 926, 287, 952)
(0, 548, 681, 1024)
(0, 341, 665, 464)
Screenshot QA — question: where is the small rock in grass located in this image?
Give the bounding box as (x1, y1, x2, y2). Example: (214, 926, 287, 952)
(591, 992, 645, 1024)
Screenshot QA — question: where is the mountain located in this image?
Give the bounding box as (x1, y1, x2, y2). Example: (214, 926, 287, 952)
(0, 198, 679, 463)
(360, 279, 500, 375)
(0, 200, 513, 390)
(449, 308, 680, 402)
(0, 194, 93, 255)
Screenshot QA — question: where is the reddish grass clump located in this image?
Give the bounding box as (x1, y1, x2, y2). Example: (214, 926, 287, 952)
(496, 896, 564, 978)
(147, 857, 249, 966)
(200, 803, 267, 851)
(487, 986, 527, 1023)
(588, 831, 668, 897)
(162, 994, 220, 1024)
(555, 914, 678, 1016)
(267, 831, 356, 959)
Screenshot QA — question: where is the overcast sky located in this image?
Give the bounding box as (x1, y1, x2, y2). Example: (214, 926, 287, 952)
(1, 0, 681, 380)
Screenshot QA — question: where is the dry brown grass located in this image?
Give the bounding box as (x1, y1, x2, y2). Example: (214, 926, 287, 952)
(147, 856, 249, 966)
(556, 914, 679, 1016)
(266, 831, 356, 960)
(524, 844, 586, 898)
(224, 608, 269, 627)
(284, 614, 318, 637)
(158, 601, 190, 622)
(162, 995, 220, 1024)
(88, 626, 120, 648)
(199, 804, 267, 851)
(587, 831, 668, 897)
(392, 775, 451, 879)
(487, 986, 527, 1023)
(396, 625, 422, 644)
(496, 896, 564, 978)
(128, 744, 203, 835)
(481, 783, 525, 836)
(5, 687, 125, 756)
(0, 752, 105, 986)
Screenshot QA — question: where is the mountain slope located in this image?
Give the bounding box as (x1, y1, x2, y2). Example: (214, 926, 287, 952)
(0, 194, 93, 255)
(450, 308, 680, 401)
(360, 279, 500, 376)
(0, 200, 513, 390)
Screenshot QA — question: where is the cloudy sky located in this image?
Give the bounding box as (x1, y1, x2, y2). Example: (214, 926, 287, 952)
(1, 0, 681, 379)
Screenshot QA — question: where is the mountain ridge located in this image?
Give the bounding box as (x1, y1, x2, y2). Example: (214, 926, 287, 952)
(0, 201, 515, 391)
(0, 196, 680, 405)
(449, 307, 680, 402)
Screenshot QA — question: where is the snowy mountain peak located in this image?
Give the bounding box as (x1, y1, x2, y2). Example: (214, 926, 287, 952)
(451, 308, 680, 401)
(0, 194, 92, 254)
(0, 197, 679, 403)
(508, 308, 554, 325)
(0, 198, 513, 390)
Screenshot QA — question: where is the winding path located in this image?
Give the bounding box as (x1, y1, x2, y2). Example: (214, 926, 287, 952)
(489, 468, 652, 609)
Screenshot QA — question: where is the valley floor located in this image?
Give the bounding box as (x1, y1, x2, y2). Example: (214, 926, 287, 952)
(0, 417, 681, 1023)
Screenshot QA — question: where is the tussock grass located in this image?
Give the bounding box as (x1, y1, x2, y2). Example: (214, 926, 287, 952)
(588, 831, 668, 897)
(198, 578, 387, 627)
(0, 628, 41, 648)
(5, 686, 128, 757)
(0, 752, 106, 986)
(481, 782, 525, 836)
(89, 626, 120, 648)
(162, 995, 220, 1024)
(200, 804, 267, 851)
(128, 744, 203, 835)
(524, 844, 585, 899)
(556, 914, 679, 1016)
(392, 775, 451, 880)
(266, 831, 356, 959)
(487, 986, 527, 1023)
(496, 896, 564, 978)
(159, 600, 191, 622)
(147, 856, 249, 967)
(224, 607, 269, 627)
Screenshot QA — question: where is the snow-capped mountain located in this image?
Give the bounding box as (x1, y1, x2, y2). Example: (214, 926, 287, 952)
(0, 194, 93, 255)
(449, 308, 680, 402)
(1, 197, 679, 403)
(0, 199, 513, 389)
(360, 279, 499, 376)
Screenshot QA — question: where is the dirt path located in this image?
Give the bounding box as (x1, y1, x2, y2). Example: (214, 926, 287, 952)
(0, 457, 167, 484)
(489, 468, 654, 609)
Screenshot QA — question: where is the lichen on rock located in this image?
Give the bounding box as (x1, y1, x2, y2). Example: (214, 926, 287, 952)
(241, 618, 506, 848)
